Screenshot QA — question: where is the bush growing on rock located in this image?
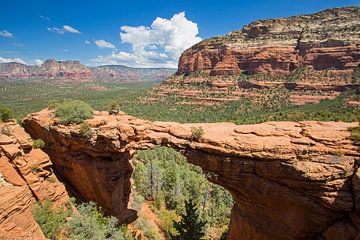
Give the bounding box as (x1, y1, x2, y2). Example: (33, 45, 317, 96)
(79, 122, 92, 138)
(55, 100, 94, 124)
(350, 126, 360, 141)
(109, 100, 120, 115)
(190, 126, 204, 140)
(0, 104, 13, 122)
(0, 126, 11, 136)
(33, 139, 45, 149)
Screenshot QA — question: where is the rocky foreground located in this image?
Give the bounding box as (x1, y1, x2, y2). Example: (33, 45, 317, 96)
(177, 7, 360, 76)
(22, 109, 359, 240)
(0, 120, 69, 239)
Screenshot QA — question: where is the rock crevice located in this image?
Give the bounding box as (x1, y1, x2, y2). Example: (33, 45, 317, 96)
(0, 120, 69, 239)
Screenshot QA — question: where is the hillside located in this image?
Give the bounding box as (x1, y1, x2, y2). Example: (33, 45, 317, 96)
(0, 59, 175, 82)
(157, 7, 360, 107)
(177, 7, 360, 76)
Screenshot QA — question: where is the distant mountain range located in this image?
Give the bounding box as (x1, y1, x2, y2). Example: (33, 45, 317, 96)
(0, 59, 176, 82)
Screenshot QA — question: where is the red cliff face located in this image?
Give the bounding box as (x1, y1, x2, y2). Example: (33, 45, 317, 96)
(0, 120, 69, 239)
(23, 109, 360, 240)
(177, 7, 360, 76)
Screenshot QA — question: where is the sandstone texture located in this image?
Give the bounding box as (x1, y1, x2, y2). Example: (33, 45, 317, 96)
(0, 120, 69, 239)
(177, 7, 360, 76)
(23, 109, 360, 240)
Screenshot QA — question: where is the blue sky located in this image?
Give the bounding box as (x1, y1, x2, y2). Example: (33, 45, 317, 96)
(0, 0, 359, 68)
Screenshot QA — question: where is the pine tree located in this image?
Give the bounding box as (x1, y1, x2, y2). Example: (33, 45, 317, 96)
(170, 200, 207, 240)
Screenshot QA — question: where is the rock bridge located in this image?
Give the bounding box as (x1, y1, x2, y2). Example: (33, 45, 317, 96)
(23, 109, 360, 240)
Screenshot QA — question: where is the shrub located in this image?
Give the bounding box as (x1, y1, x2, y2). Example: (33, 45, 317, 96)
(0, 126, 11, 136)
(33, 139, 45, 149)
(190, 126, 204, 141)
(109, 101, 120, 115)
(48, 100, 59, 110)
(133, 215, 159, 240)
(31, 164, 41, 173)
(79, 122, 92, 138)
(32, 201, 69, 239)
(0, 104, 13, 122)
(159, 209, 178, 237)
(66, 201, 125, 240)
(350, 126, 360, 141)
(55, 100, 94, 124)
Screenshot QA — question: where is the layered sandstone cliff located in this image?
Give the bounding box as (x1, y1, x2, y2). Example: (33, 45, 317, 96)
(177, 7, 360, 76)
(0, 120, 69, 239)
(23, 109, 360, 240)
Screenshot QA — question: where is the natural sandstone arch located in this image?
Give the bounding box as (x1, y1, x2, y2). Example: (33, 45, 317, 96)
(23, 109, 360, 240)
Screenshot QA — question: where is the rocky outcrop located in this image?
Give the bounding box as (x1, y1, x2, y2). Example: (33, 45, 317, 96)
(23, 109, 360, 240)
(0, 60, 175, 82)
(0, 120, 69, 239)
(177, 7, 360, 76)
(0, 59, 92, 80)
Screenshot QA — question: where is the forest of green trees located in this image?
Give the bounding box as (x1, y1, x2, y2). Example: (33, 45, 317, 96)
(132, 147, 233, 239)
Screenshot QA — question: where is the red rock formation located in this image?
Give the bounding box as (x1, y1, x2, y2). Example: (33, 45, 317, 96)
(23, 109, 360, 240)
(0, 60, 175, 82)
(177, 7, 360, 76)
(0, 120, 69, 239)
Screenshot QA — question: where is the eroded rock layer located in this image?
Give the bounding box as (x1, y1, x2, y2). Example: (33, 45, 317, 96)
(177, 7, 360, 76)
(23, 109, 360, 240)
(0, 120, 69, 239)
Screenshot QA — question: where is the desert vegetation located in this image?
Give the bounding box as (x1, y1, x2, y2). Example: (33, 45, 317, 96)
(132, 147, 233, 239)
(33, 199, 131, 240)
(55, 100, 94, 124)
(0, 104, 13, 122)
(0, 82, 358, 125)
(32, 139, 45, 149)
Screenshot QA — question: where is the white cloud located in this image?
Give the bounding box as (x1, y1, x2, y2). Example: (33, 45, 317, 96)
(0, 30, 13, 38)
(34, 59, 44, 65)
(94, 39, 116, 49)
(47, 25, 81, 34)
(85, 40, 91, 44)
(0, 57, 25, 64)
(47, 27, 64, 34)
(63, 25, 81, 33)
(92, 12, 201, 68)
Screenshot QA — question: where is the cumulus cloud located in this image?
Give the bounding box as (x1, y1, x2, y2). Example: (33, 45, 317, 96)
(47, 25, 81, 34)
(0, 30, 13, 38)
(0, 57, 25, 64)
(34, 59, 44, 65)
(94, 39, 116, 49)
(92, 12, 201, 68)
(85, 40, 91, 44)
